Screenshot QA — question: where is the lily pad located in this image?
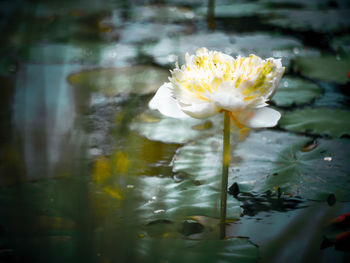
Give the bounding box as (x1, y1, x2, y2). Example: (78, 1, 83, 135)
(196, 2, 264, 18)
(173, 130, 350, 201)
(136, 176, 241, 222)
(271, 76, 322, 106)
(68, 65, 169, 96)
(293, 55, 350, 84)
(265, 9, 350, 33)
(143, 32, 232, 66)
(118, 22, 188, 44)
(135, 237, 258, 263)
(132, 5, 197, 23)
(130, 110, 222, 144)
(229, 33, 320, 67)
(280, 108, 350, 137)
(230, 33, 302, 55)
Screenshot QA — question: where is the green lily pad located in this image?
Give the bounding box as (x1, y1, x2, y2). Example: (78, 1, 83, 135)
(265, 9, 350, 33)
(136, 176, 241, 222)
(233, 131, 350, 201)
(68, 65, 169, 96)
(133, 5, 197, 23)
(144, 32, 320, 68)
(280, 108, 350, 137)
(173, 135, 229, 186)
(135, 237, 258, 263)
(143, 32, 232, 66)
(196, 2, 264, 18)
(118, 23, 188, 44)
(173, 130, 350, 201)
(130, 110, 222, 144)
(228, 34, 320, 68)
(293, 55, 350, 84)
(272, 76, 322, 106)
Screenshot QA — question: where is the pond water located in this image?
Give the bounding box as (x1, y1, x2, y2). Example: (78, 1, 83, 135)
(1, 0, 350, 262)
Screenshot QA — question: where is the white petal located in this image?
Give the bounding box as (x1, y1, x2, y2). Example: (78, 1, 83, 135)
(149, 83, 189, 119)
(179, 102, 219, 119)
(266, 59, 285, 99)
(209, 90, 245, 112)
(237, 107, 281, 128)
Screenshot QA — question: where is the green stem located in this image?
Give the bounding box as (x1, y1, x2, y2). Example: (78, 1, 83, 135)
(220, 111, 230, 239)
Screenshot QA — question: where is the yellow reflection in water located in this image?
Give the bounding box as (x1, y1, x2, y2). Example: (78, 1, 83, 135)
(92, 156, 111, 183)
(113, 151, 129, 175)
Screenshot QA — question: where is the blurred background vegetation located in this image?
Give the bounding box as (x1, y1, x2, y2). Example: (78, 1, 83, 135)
(0, 0, 349, 262)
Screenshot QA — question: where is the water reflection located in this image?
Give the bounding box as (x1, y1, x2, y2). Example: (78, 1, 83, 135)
(13, 63, 81, 180)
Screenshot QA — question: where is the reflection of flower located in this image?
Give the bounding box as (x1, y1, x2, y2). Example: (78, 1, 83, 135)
(149, 48, 285, 128)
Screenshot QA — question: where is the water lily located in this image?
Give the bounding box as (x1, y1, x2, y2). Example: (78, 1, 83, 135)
(149, 48, 285, 238)
(149, 47, 285, 129)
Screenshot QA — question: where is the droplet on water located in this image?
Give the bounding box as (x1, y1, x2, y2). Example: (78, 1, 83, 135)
(324, 156, 332, 161)
(153, 209, 165, 214)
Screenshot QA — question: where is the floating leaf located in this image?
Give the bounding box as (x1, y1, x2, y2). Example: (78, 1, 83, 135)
(228, 34, 321, 68)
(230, 33, 298, 54)
(173, 135, 227, 186)
(272, 76, 322, 106)
(197, 3, 264, 18)
(174, 130, 350, 201)
(280, 108, 350, 137)
(133, 5, 197, 23)
(68, 65, 169, 96)
(135, 237, 258, 263)
(143, 33, 232, 66)
(293, 55, 350, 84)
(233, 131, 350, 201)
(118, 23, 188, 44)
(265, 9, 350, 33)
(136, 177, 241, 222)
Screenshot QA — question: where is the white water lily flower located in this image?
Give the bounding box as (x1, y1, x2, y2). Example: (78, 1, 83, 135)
(149, 48, 285, 128)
